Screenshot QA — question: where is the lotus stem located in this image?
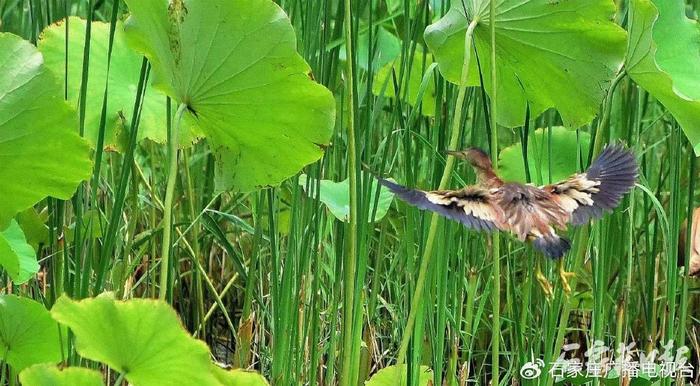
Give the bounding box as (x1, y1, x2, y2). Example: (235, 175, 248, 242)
(340, 0, 360, 383)
(158, 103, 186, 301)
(489, 0, 501, 382)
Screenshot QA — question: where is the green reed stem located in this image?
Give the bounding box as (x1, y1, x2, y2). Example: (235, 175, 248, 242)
(678, 144, 695, 349)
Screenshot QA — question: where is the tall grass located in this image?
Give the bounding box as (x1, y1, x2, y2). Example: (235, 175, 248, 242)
(1, 0, 699, 385)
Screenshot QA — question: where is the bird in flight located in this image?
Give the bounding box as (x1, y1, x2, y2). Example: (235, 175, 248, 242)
(378, 144, 638, 295)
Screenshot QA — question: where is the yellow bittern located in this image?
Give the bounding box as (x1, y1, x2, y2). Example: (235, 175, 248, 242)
(379, 145, 638, 296)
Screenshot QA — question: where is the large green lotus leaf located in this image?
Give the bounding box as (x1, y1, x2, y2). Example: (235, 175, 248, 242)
(50, 294, 218, 386)
(0, 295, 63, 371)
(298, 175, 394, 223)
(0, 219, 38, 284)
(0, 33, 92, 229)
(19, 364, 104, 386)
(212, 367, 270, 386)
(38, 17, 201, 150)
(627, 0, 700, 155)
(498, 127, 591, 185)
(424, 0, 626, 128)
(365, 365, 433, 386)
(340, 26, 402, 71)
(372, 45, 437, 116)
(123, 0, 335, 192)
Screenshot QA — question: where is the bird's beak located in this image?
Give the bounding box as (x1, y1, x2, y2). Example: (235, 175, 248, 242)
(446, 150, 466, 159)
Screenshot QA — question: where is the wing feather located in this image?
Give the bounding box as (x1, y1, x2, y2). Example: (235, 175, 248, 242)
(378, 178, 503, 232)
(545, 145, 638, 225)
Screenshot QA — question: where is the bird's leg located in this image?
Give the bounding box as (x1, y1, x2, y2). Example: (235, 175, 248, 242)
(535, 261, 554, 299)
(558, 259, 575, 294)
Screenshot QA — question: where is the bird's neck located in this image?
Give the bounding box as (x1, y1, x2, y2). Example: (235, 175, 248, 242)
(477, 168, 503, 188)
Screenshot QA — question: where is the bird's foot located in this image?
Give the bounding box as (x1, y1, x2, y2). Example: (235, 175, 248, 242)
(558, 260, 575, 294)
(536, 269, 554, 299)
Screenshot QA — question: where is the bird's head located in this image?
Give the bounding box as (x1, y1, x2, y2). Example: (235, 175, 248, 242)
(446, 147, 493, 171)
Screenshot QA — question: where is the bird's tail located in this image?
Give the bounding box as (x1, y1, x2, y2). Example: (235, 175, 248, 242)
(533, 235, 571, 259)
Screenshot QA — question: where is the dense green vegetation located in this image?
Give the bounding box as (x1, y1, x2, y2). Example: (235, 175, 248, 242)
(0, 0, 699, 385)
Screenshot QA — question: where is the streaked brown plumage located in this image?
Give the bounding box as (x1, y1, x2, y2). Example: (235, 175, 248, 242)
(379, 145, 638, 259)
(679, 207, 700, 277)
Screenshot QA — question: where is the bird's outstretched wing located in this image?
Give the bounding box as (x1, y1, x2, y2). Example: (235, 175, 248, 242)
(545, 145, 638, 226)
(378, 178, 504, 231)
